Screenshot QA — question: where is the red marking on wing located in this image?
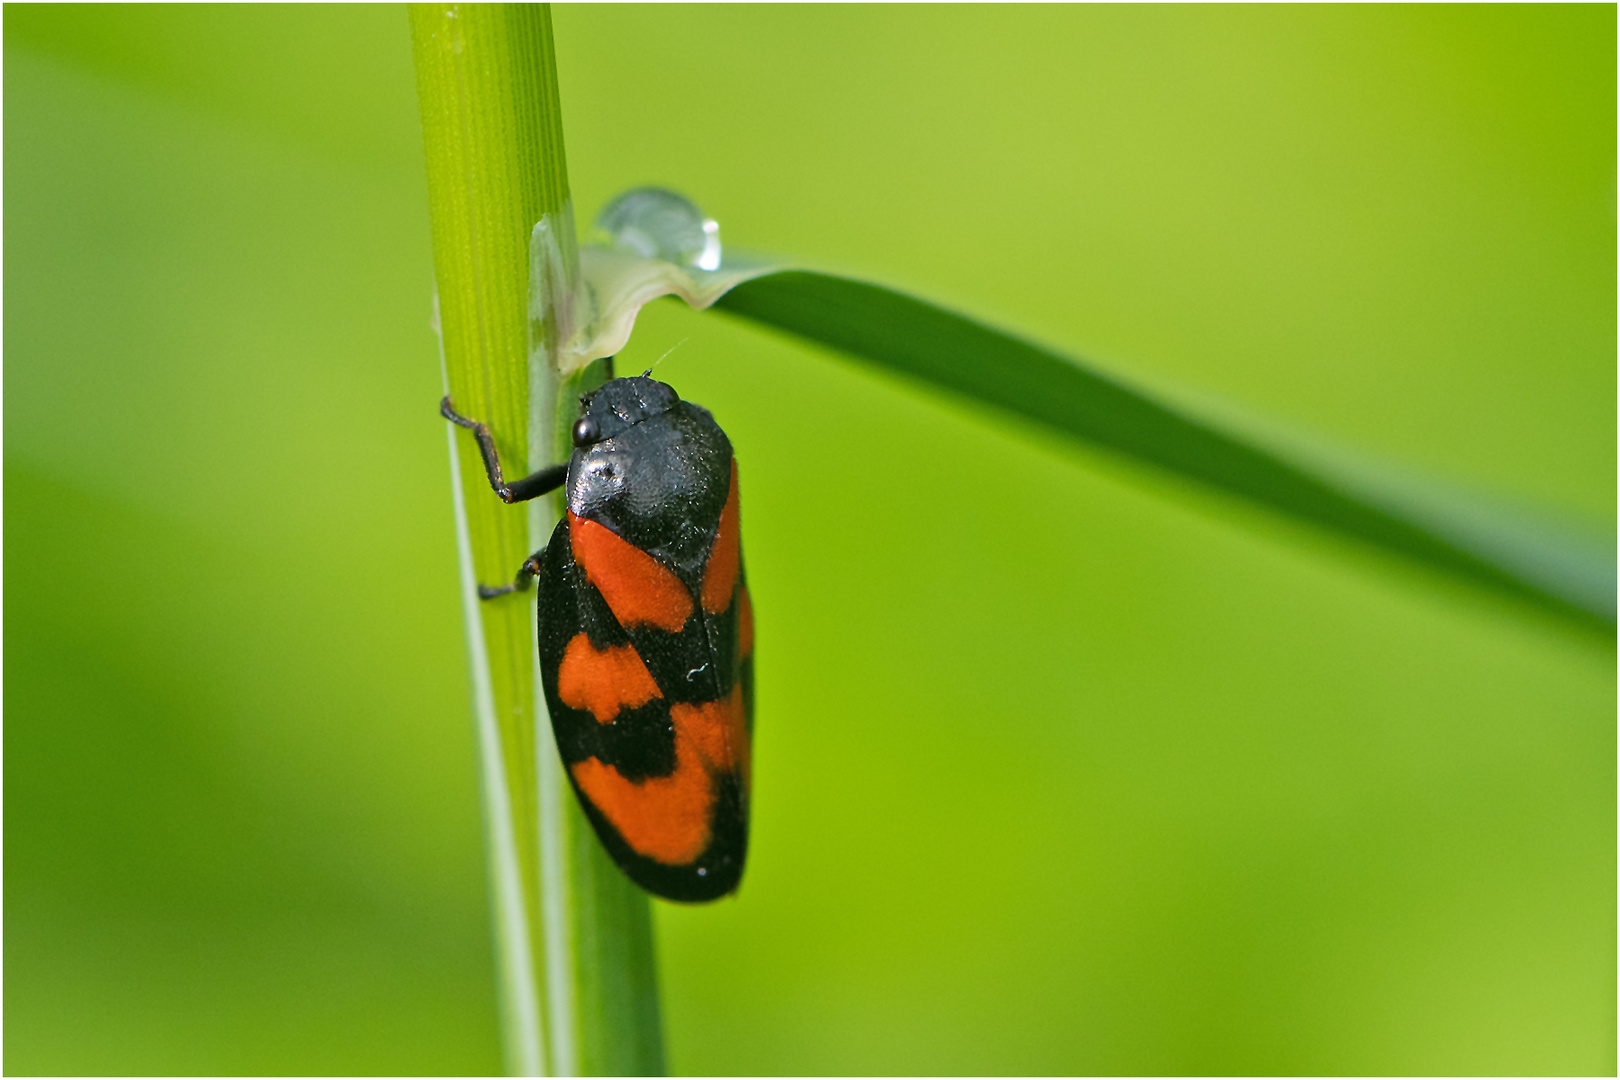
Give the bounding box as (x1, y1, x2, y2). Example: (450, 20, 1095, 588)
(570, 684, 749, 866)
(570, 513, 692, 632)
(700, 459, 741, 615)
(671, 684, 748, 774)
(571, 747, 711, 866)
(557, 632, 661, 723)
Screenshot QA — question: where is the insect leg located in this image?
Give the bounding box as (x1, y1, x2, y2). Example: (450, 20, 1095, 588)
(477, 551, 547, 600)
(441, 396, 567, 503)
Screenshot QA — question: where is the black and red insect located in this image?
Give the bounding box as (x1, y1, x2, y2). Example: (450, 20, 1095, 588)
(442, 372, 753, 902)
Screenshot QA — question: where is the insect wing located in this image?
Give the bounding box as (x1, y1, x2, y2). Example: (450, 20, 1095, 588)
(536, 466, 751, 902)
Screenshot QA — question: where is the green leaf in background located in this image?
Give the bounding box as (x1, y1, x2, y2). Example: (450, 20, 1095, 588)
(713, 271, 1615, 632)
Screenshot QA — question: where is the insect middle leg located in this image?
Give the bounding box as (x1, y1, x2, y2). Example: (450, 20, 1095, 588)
(476, 550, 547, 600)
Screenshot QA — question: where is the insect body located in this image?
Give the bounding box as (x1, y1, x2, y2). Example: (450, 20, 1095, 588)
(443, 375, 753, 902)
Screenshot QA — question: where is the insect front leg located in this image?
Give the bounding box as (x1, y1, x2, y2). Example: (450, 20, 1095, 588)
(441, 396, 568, 503)
(442, 396, 568, 600)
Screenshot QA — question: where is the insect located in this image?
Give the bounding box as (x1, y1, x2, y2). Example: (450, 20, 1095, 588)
(442, 372, 753, 902)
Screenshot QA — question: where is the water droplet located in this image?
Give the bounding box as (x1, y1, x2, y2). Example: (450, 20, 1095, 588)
(595, 188, 721, 271)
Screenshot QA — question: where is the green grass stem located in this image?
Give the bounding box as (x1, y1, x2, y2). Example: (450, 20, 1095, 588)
(412, 5, 664, 1074)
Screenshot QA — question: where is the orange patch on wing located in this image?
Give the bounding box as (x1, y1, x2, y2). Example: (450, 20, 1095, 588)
(570, 513, 692, 632)
(569, 684, 750, 866)
(571, 754, 711, 866)
(557, 632, 660, 723)
(700, 459, 741, 615)
(671, 684, 748, 773)
(571, 726, 714, 865)
(739, 587, 754, 660)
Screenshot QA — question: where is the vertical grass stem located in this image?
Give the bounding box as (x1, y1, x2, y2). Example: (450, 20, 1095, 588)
(412, 5, 664, 1074)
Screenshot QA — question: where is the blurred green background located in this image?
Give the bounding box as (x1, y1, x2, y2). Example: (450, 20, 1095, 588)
(5, 5, 1613, 1074)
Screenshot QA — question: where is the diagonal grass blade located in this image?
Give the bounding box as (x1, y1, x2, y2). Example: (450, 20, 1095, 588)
(715, 270, 1614, 635)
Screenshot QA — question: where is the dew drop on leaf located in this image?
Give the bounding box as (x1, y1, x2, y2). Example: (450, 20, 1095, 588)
(595, 187, 722, 271)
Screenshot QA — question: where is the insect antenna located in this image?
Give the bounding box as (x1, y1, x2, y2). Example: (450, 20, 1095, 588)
(649, 337, 690, 376)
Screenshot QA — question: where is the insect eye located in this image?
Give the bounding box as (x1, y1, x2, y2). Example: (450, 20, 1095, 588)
(573, 416, 601, 447)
